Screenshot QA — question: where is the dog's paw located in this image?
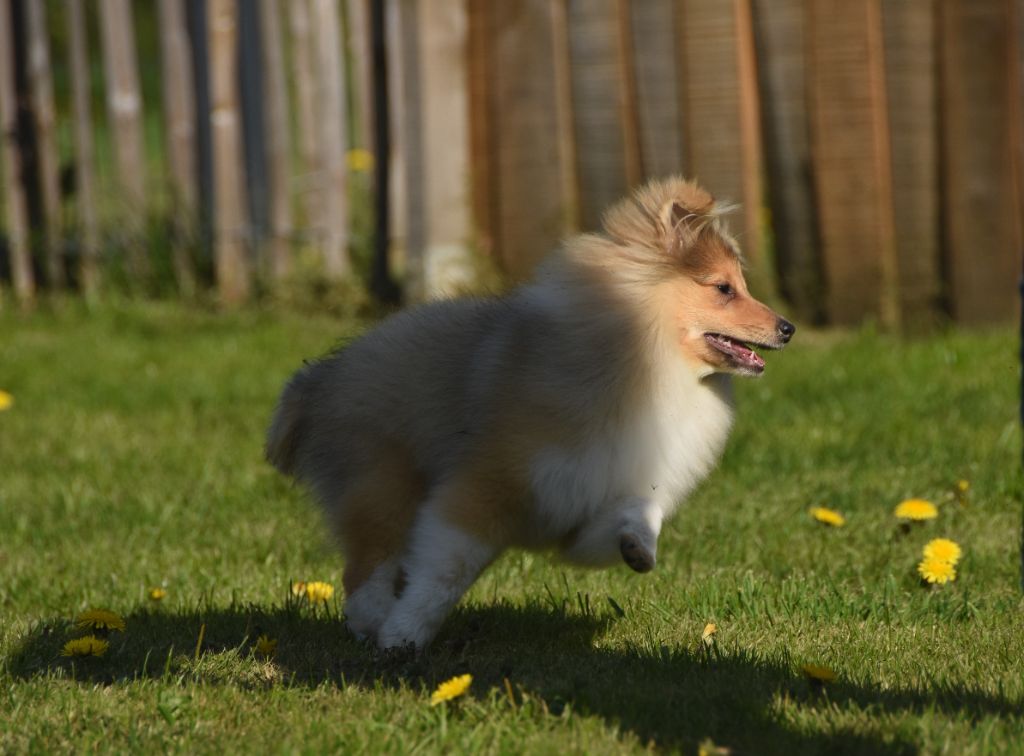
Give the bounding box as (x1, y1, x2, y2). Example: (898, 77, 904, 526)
(619, 533, 655, 573)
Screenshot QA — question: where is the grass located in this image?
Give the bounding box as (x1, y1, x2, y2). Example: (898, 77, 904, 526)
(1, 300, 1021, 754)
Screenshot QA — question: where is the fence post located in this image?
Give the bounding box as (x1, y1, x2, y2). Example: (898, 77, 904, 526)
(99, 0, 147, 280)
(208, 0, 251, 304)
(259, 0, 294, 282)
(157, 0, 199, 296)
(66, 0, 100, 299)
(882, 1, 941, 329)
(0, 0, 34, 305)
(940, 0, 1021, 324)
(310, 0, 350, 279)
(806, 0, 898, 326)
(26, 0, 63, 289)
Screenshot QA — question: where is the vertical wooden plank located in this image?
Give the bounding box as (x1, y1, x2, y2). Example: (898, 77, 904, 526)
(346, 0, 374, 150)
(613, 0, 642, 188)
(0, 0, 34, 304)
(629, 0, 683, 179)
(413, 0, 474, 297)
(98, 0, 146, 208)
(67, 0, 100, 298)
(288, 0, 322, 235)
(259, 0, 294, 281)
(26, 0, 63, 288)
(807, 0, 898, 325)
(392, 0, 425, 289)
(384, 0, 408, 269)
(310, 0, 350, 278)
(157, 0, 198, 295)
(940, 0, 1021, 324)
(467, 0, 497, 260)
(567, 0, 628, 231)
(208, 0, 251, 304)
(678, 0, 767, 282)
(882, 0, 941, 327)
(551, 0, 580, 233)
(752, 0, 821, 320)
(486, 0, 567, 279)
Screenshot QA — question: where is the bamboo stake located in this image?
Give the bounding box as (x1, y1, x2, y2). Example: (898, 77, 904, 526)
(208, 0, 251, 304)
(0, 0, 35, 304)
(310, 0, 350, 278)
(157, 0, 198, 296)
(26, 0, 63, 288)
(66, 0, 101, 299)
(259, 0, 294, 281)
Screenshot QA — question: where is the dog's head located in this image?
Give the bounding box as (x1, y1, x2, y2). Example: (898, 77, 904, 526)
(603, 178, 794, 377)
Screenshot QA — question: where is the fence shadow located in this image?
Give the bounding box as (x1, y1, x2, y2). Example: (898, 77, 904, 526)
(8, 601, 1020, 754)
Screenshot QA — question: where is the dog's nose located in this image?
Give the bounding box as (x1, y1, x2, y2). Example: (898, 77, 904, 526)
(777, 318, 795, 343)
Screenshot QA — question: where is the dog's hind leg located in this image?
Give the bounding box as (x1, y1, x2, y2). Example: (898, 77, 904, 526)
(325, 444, 424, 642)
(376, 481, 502, 650)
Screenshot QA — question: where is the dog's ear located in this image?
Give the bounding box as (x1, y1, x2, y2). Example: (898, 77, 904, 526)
(659, 197, 715, 257)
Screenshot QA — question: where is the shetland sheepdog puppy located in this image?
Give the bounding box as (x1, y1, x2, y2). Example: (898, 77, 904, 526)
(267, 177, 794, 650)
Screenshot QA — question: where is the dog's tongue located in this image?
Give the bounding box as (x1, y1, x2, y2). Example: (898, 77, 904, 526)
(706, 334, 765, 370)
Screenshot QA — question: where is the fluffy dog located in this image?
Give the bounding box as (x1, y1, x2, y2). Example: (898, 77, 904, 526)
(267, 177, 794, 650)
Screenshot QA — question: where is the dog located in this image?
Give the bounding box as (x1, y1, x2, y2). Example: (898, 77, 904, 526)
(267, 177, 794, 650)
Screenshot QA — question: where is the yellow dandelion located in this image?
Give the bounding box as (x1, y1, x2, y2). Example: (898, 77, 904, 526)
(304, 581, 334, 603)
(75, 609, 126, 632)
(430, 673, 473, 706)
(0, 390, 12, 411)
(255, 634, 278, 658)
(809, 507, 845, 527)
(148, 587, 167, 602)
(346, 148, 374, 173)
(955, 479, 970, 494)
(701, 623, 717, 645)
(62, 635, 109, 658)
(922, 538, 962, 565)
(918, 557, 957, 585)
(801, 663, 836, 683)
(894, 498, 937, 521)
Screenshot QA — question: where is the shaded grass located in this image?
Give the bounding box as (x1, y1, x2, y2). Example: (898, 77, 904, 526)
(1, 301, 1022, 754)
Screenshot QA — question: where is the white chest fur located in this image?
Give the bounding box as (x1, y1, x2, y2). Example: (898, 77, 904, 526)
(528, 366, 734, 541)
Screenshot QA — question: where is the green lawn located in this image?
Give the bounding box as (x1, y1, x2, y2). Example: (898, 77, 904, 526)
(1, 301, 1021, 754)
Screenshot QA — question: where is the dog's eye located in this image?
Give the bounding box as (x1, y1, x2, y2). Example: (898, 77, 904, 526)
(716, 283, 733, 296)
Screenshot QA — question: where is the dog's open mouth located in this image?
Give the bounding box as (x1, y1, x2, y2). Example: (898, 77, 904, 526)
(704, 333, 766, 374)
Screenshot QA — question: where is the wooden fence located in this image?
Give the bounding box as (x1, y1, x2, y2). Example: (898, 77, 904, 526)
(0, 0, 1022, 326)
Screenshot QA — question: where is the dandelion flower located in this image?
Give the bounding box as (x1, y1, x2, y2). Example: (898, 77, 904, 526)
(918, 557, 956, 585)
(701, 623, 717, 645)
(801, 663, 836, 683)
(255, 634, 278, 658)
(0, 390, 12, 411)
(894, 499, 937, 521)
(955, 479, 970, 494)
(346, 149, 374, 173)
(922, 538, 962, 565)
(430, 674, 472, 705)
(62, 635, 109, 657)
(75, 609, 126, 632)
(304, 581, 334, 603)
(148, 587, 167, 602)
(809, 507, 845, 527)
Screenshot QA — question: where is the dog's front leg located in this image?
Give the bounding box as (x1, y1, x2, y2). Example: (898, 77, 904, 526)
(376, 506, 498, 651)
(561, 496, 663, 572)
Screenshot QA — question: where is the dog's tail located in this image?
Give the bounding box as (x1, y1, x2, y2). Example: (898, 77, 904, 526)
(266, 368, 312, 477)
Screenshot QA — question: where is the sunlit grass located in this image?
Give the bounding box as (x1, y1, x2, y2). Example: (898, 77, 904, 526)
(1, 302, 1021, 754)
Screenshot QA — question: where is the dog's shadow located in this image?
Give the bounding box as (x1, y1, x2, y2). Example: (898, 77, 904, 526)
(7, 601, 1018, 754)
